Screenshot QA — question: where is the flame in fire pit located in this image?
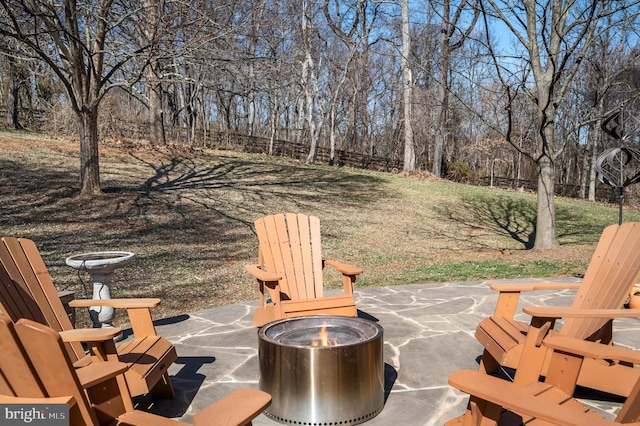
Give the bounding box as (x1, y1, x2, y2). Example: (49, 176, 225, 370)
(311, 325, 337, 346)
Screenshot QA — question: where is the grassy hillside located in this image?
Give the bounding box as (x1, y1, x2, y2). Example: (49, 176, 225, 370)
(2, 128, 639, 322)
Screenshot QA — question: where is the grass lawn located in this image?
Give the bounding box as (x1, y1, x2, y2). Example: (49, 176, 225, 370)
(2, 128, 639, 325)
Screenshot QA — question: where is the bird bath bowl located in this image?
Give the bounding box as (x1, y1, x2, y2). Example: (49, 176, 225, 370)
(66, 252, 135, 274)
(66, 251, 135, 331)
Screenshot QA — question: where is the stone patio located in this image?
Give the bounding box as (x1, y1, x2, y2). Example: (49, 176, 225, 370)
(130, 277, 640, 425)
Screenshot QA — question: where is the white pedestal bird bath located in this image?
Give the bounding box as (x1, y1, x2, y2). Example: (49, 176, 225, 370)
(65, 251, 135, 331)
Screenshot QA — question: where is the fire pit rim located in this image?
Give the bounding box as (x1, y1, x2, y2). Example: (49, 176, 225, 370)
(258, 315, 383, 349)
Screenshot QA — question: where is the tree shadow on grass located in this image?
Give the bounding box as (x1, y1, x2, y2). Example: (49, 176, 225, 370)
(129, 151, 385, 200)
(436, 192, 606, 250)
(437, 193, 537, 249)
(0, 149, 389, 314)
(0, 150, 388, 246)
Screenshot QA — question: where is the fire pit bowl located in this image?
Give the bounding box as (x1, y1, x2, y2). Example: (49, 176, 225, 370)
(258, 315, 384, 425)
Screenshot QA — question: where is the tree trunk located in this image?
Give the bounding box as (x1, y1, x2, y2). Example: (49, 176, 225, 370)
(142, 0, 165, 145)
(248, 63, 256, 136)
(579, 126, 592, 199)
(269, 96, 278, 155)
(149, 78, 166, 145)
(588, 130, 599, 201)
(432, 15, 451, 177)
(302, 0, 321, 164)
(433, 48, 449, 177)
(588, 100, 605, 201)
(6, 57, 22, 130)
(78, 110, 102, 194)
(329, 111, 337, 165)
(401, 0, 415, 173)
(534, 125, 558, 249)
(306, 79, 320, 164)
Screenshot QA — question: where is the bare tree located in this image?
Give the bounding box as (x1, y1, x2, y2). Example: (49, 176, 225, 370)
(481, 0, 640, 249)
(432, 0, 479, 177)
(323, 0, 381, 157)
(319, 8, 358, 165)
(0, 0, 148, 194)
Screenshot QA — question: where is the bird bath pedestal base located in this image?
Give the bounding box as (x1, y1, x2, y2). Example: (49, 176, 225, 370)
(65, 252, 135, 333)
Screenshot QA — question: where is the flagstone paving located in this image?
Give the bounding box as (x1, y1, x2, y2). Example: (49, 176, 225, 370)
(132, 277, 640, 425)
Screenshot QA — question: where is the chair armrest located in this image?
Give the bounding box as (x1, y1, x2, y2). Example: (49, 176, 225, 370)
(115, 388, 271, 426)
(489, 281, 581, 318)
(523, 306, 640, 319)
(0, 395, 75, 405)
(324, 260, 362, 297)
(69, 298, 161, 309)
(115, 411, 184, 426)
(59, 327, 123, 342)
(193, 388, 272, 426)
(245, 264, 281, 282)
(61, 328, 121, 362)
(76, 361, 129, 388)
(324, 260, 363, 276)
(543, 335, 640, 365)
(490, 281, 582, 292)
(448, 370, 618, 426)
(68, 301, 161, 337)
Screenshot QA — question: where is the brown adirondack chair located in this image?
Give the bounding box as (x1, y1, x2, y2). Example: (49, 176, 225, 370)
(245, 213, 361, 326)
(475, 222, 640, 397)
(446, 334, 640, 425)
(0, 236, 177, 399)
(0, 316, 271, 426)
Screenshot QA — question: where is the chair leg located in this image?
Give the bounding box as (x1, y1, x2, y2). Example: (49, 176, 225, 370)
(478, 349, 500, 375)
(469, 398, 502, 426)
(150, 372, 175, 399)
(445, 398, 501, 426)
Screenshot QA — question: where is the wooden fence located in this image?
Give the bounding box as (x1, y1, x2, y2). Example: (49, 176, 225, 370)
(479, 176, 619, 203)
(193, 131, 404, 172)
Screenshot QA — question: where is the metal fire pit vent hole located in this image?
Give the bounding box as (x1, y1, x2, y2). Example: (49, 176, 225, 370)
(265, 404, 383, 425)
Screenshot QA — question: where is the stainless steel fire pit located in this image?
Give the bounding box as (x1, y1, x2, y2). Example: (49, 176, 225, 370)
(258, 316, 384, 425)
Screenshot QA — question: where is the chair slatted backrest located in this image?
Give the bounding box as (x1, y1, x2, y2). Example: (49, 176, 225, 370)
(563, 222, 640, 339)
(0, 239, 48, 324)
(0, 316, 44, 398)
(0, 316, 99, 426)
(0, 237, 85, 361)
(255, 213, 324, 301)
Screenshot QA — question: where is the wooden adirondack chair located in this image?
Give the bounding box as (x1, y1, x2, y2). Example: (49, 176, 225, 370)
(475, 222, 640, 397)
(0, 316, 271, 426)
(0, 236, 177, 399)
(245, 213, 362, 326)
(446, 334, 640, 425)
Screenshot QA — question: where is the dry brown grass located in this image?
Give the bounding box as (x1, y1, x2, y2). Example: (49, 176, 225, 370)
(2, 129, 637, 326)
